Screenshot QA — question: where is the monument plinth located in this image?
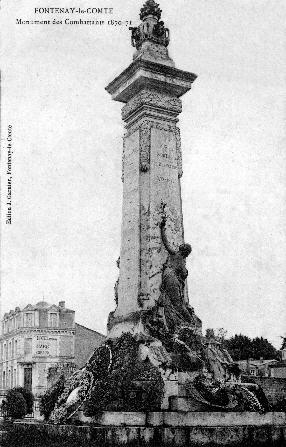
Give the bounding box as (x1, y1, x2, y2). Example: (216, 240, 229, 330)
(106, 0, 200, 338)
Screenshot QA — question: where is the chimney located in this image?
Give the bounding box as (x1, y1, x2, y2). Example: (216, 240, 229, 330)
(59, 301, 65, 309)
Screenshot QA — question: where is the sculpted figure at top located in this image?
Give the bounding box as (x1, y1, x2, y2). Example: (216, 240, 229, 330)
(129, 0, 170, 50)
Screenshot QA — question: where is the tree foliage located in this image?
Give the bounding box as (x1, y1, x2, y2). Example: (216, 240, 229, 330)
(5, 389, 27, 419)
(225, 335, 278, 361)
(224, 334, 252, 360)
(206, 329, 278, 361)
(13, 387, 34, 413)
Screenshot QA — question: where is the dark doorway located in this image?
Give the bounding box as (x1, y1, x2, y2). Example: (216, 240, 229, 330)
(24, 367, 32, 391)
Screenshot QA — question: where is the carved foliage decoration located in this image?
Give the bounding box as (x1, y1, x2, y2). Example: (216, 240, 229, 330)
(130, 21, 170, 50)
(122, 90, 182, 122)
(175, 127, 183, 178)
(140, 0, 162, 21)
(121, 136, 126, 182)
(140, 121, 151, 172)
(130, 0, 170, 51)
(150, 120, 176, 133)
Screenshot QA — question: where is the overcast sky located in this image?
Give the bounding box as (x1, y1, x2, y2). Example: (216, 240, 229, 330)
(1, 0, 286, 348)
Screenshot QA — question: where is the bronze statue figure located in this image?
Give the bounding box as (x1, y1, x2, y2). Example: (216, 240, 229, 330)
(160, 213, 197, 328)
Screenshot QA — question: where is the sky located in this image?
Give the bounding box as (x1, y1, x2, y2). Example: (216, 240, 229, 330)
(1, 0, 286, 348)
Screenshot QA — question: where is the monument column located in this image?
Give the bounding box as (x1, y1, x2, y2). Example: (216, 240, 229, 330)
(106, 0, 197, 337)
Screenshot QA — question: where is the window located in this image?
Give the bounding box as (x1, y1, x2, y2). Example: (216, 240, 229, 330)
(16, 315, 21, 329)
(25, 313, 33, 327)
(3, 344, 7, 361)
(15, 340, 18, 358)
(49, 313, 58, 328)
(3, 371, 5, 389)
(8, 318, 13, 332)
(24, 338, 32, 357)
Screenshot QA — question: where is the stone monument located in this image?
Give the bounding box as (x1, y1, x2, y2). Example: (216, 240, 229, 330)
(44, 1, 270, 424)
(106, 0, 201, 339)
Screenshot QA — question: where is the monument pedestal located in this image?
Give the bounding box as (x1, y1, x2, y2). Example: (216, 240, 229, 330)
(106, 57, 199, 338)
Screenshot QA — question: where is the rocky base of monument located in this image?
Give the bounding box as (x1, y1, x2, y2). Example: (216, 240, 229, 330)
(41, 333, 165, 424)
(40, 325, 270, 425)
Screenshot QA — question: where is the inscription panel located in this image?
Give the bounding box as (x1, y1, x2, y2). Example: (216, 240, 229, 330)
(117, 130, 140, 315)
(147, 126, 184, 307)
(33, 335, 57, 358)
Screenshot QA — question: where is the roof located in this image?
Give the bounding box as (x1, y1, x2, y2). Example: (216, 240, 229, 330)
(35, 301, 50, 308)
(236, 359, 278, 368)
(3, 301, 74, 319)
(269, 362, 286, 369)
(75, 322, 106, 338)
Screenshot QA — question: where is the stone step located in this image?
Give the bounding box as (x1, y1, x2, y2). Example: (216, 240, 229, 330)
(88, 411, 286, 427)
(169, 396, 222, 412)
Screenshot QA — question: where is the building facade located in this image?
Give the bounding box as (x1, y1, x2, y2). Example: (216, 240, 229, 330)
(74, 323, 106, 368)
(236, 358, 278, 377)
(269, 349, 286, 378)
(0, 301, 105, 397)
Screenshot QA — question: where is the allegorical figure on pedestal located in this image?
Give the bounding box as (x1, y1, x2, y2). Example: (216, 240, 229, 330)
(159, 208, 198, 330)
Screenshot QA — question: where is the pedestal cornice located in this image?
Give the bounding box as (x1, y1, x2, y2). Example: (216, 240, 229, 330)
(105, 59, 197, 103)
